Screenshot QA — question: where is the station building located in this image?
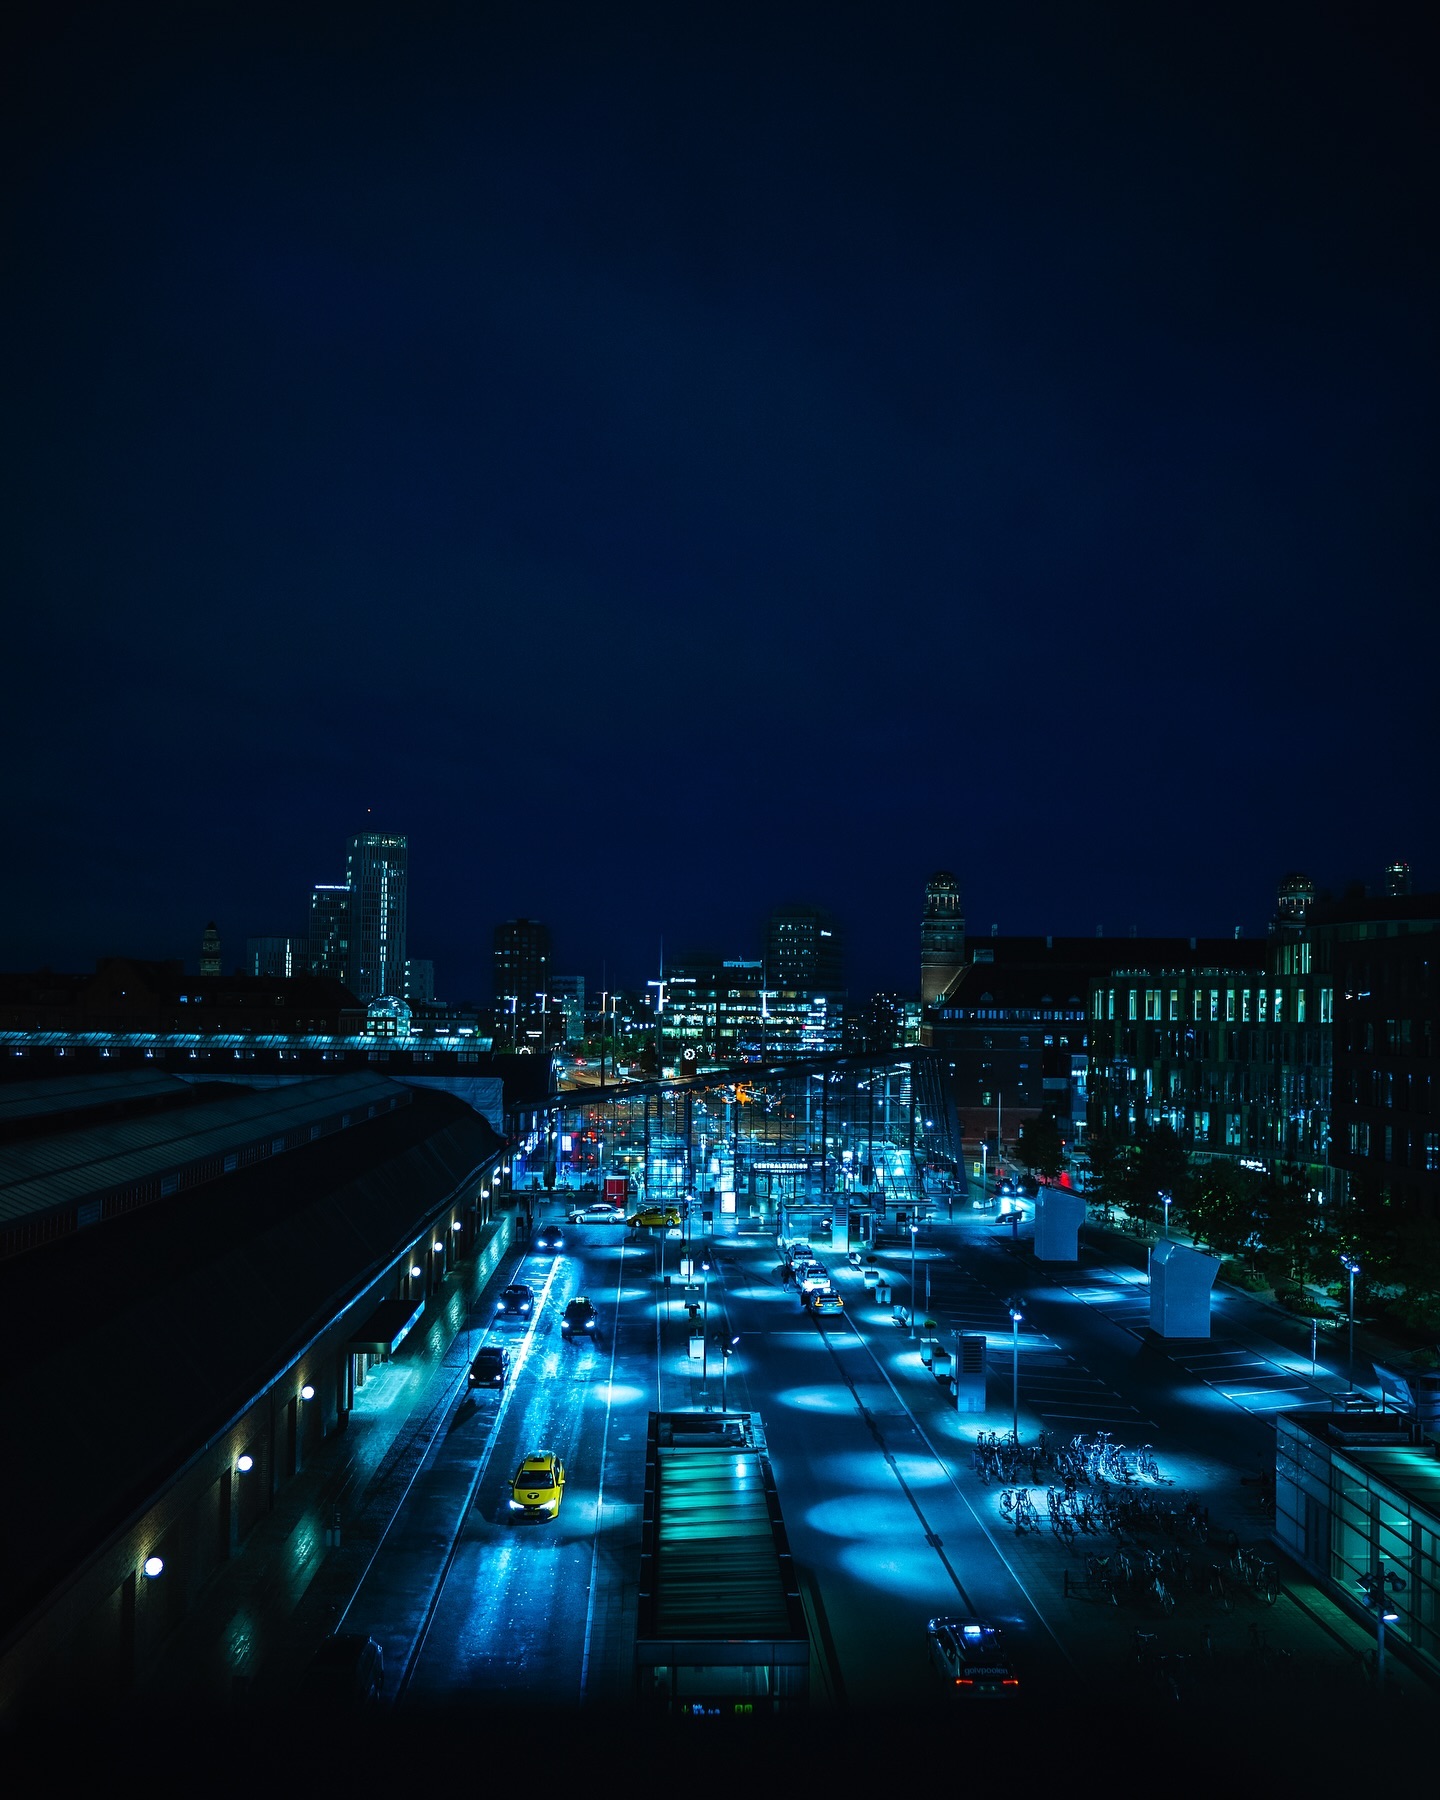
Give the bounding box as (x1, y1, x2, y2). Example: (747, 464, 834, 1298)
(0, 1067, 510, 1720)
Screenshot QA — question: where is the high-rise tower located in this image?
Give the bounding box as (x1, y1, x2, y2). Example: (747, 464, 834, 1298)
(308, 884, 352, 985)
(920, 872, 966, 1006)
(765, 904, 844, 993)
(200, 921, 221, 976)
(1386, 859, 1413, 898)
(493, 918, 551, 1044)
(346, 833, 408, 1000)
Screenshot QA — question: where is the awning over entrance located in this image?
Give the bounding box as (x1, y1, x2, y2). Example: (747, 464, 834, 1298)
(349, 1296, 424, 1358)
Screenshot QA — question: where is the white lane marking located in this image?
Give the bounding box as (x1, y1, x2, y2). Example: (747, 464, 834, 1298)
(580, 1236, 628, 1701)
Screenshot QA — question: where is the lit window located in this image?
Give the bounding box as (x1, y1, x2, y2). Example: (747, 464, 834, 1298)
(1145, 989, 1161, 1021)
(1191, 990, 1202, 1022)
(1296, 990, 1307, 1023)
(1209, 990, 1219, 1023)
(1242, 989, 1251, 1023)
(1226, 989, 1235, 1022)
(1274, 990, 1283, 1024)
(1128, 990, 1138, 1021)
(1168, 990, 1179, 1021)
(1258, 990, 1268, 1023)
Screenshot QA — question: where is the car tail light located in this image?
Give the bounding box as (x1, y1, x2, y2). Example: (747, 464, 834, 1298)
(1002, 1678, 1019, 1686)
(955, 1678, 973, 1686)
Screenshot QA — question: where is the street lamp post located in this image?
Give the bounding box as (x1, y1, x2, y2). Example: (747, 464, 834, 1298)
(700, 1254, 711, 1407)
(1341, 1254, 1361, 1389)
(1357, 1562, 1405, 1687)
(910, 1223, 919, 1337)
(721, 1335, 739, 1410)
(1161, 1190, 1172, 1239)
(1009, 1304, 1023, 1443)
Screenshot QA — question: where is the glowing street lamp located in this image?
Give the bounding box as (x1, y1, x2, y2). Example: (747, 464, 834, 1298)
(1357, 1562, 1405, 1686)
(1161, 1191, 1172, 1239)
(910, 1222, 920, 1338)
(1341, 1254, 1361, 1389)
(1008, 1304, 1024, 1444)
(721, 1335, 739, 1410)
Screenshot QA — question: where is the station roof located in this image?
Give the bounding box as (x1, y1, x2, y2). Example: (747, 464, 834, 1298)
(0, 1068, 191, 1125)
(0, 1071, 406, 1235)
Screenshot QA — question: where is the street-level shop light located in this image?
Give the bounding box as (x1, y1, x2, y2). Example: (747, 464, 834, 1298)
(143, 1556, 164, 1578)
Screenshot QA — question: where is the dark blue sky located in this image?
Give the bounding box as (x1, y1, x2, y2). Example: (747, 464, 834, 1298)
(4, 2, 1437, 1000)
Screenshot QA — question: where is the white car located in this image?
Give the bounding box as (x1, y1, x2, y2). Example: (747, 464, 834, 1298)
(796, 1263, 831, 1294)
(569, 1204, 627, 1225)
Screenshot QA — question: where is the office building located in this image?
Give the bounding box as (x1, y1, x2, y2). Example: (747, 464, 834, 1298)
(493, 918, 550, 1046)
(199, 921, 221, 976)
(308, 884, 352, 985)
(920, 872, 966, 1007)
(765, 905, 844, 993)
(346, 833, 408, 1001)
(551, 976, 586, 1044)
(1320, 888, 1440, 1216)
(245, 935, 308, 979)
(404, 958, 435, 1004)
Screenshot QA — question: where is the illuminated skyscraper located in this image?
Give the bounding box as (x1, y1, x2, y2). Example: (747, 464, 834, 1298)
(765, 905, 844, 993)
(308, 884, 352, 985)
(493, 918, 550, 1045)
(200, 921, 221, 976)
(246, 935, 307, 978)
(920, 871, 966, 1006)
(1386, 859, 1413, 898)
(346, 833, 408, 1000)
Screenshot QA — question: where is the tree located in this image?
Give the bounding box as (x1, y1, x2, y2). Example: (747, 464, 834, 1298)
(1127, 1123, 1191, 1235)
(1016, 1113, 1065, 1180)
(1185, 1159, 1260, 1260)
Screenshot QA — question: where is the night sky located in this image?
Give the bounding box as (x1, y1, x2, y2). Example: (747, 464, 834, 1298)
(5, 2, 1437, 1001)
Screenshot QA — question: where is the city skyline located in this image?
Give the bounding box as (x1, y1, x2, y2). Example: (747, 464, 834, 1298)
(4, 5, 1437, 1006)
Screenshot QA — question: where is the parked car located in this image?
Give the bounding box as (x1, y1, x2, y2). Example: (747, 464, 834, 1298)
(569, 1204, 627, 1224)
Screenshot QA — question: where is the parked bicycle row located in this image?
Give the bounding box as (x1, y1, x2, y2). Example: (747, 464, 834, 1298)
(973, 1429, 1171, 1494)
(1065, 1543, 1280, 1614)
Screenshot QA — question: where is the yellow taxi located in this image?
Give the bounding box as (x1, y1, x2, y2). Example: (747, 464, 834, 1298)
(509, 1451, 566, 1520)
(629, 1206, 682, 1229)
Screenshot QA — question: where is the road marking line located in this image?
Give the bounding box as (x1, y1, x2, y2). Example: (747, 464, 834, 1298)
(580, 1234, 628, 1701)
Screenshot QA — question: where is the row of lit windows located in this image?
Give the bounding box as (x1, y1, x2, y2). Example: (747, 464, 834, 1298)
(1095, 986, 1335, 1026)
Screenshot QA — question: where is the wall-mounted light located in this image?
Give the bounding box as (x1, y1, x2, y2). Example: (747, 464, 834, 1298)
(143, 1556, 164, 1578)
(451, 1220, 463, 1233)
(236, 1454, 254, 1473)
(433, 1240, 444, 1253)
(410, 1264, 422, 1279)
(300, 1384, 315, 1401)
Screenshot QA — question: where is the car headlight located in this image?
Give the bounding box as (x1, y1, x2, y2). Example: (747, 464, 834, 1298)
(509, 1499, 523, 1510)
(585, 1319, 595, 1329)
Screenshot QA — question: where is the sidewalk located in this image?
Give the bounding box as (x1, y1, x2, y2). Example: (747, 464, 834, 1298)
(144, 1214, 517, 1706)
